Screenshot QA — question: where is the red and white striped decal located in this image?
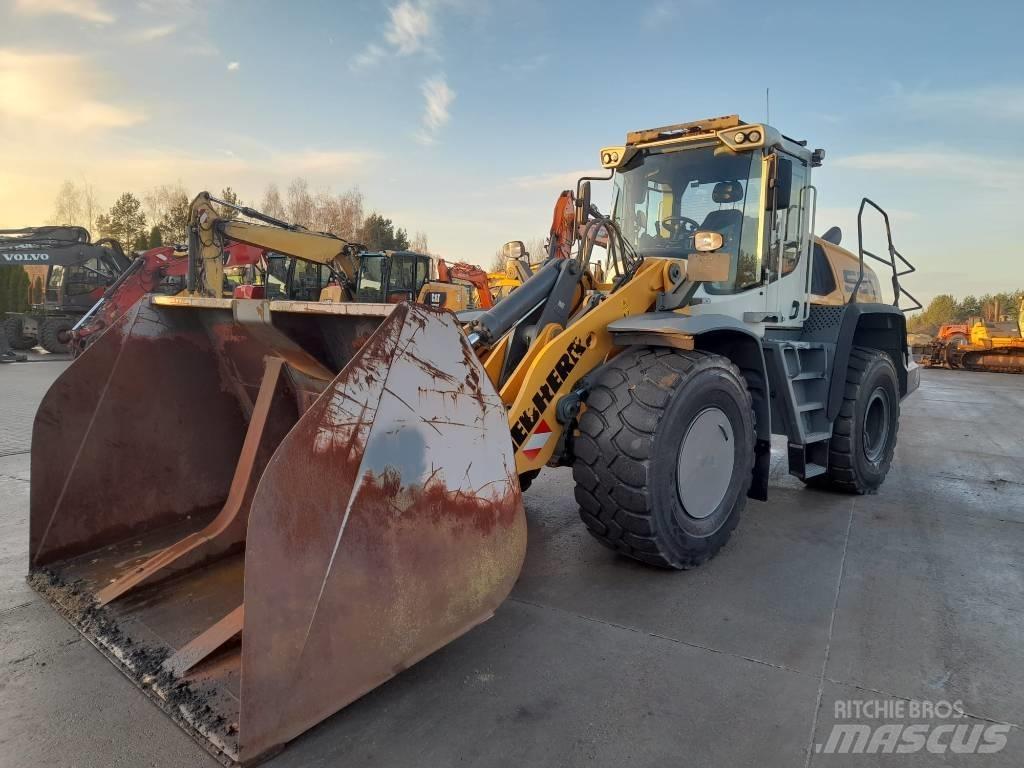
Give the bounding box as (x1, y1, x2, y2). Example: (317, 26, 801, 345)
(520, 419, 552, 461)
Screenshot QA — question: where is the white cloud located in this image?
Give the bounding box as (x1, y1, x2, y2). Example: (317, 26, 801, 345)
(351, 0, 435, 69)
(833, 150, 1024, 192)
(132, 24, 177, 42)
(512, 169, 604, 190)
(351, 43, 385, 70)
(274, 150, 376, 174)
(0, 49, 144, 131)
(14, 0, 113, 23)
(642, 1, 677, 27)
(0, 138, 378, 230)
(415, 75, 454, 144)
(227, 61, 240, 72)
(501, 53, 549, 75)
(385, 1, 433, 53)
(897, 84, 1024, 123)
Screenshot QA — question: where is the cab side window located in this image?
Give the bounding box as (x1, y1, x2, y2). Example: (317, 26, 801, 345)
(811, 243, 837, 296)
(777, 160, 808, 277)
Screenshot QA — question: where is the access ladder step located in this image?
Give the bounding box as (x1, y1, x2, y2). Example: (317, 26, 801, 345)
(796, 401, 825, 413)
(803, 463, 827, 479)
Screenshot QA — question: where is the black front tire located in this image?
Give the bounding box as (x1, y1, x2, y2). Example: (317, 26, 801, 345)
(806, 347, 899, 494)
(39, 318, 72, 354)
(4, 317, 36, 350)
(572, 347, 755, 569)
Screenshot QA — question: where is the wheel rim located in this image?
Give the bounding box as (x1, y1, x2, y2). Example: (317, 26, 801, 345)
(676, 407, 735, 520)
(862, 387, 891, 463)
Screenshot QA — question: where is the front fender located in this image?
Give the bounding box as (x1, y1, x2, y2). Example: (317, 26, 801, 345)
(607, 312, 771, 501)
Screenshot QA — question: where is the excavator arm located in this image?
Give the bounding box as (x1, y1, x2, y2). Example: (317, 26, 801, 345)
(188, 192, 362, 299)
(436, 259, 494, 309)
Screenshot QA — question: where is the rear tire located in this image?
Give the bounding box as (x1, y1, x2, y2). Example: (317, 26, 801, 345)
(806, 347, 899, 494)
(572, 347, 755, 569)
(4, 317, 36, 350)
(40, 318, 72, 354)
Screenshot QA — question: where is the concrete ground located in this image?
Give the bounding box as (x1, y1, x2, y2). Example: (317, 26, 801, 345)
(1, 362, 1022, 767)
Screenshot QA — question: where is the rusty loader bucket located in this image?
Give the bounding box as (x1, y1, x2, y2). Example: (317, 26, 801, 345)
(28, 296, 526, 765)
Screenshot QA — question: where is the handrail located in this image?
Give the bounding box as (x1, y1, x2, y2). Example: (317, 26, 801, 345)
(852, 198, 922, 312)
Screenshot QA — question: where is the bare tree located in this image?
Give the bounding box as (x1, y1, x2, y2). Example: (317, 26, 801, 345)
(144, 183, 190, 239)
(80, 181, 100, 233)
(490, 248, 508, 271)
(309, 187, 364, 239)
(286, 178, 314, 227)
(333, 188, 364, 241)
(159, 190, 191, 245)
(260, 183, 287, 220)
(52, 180, 82, 226)
(411, 231, 429, 254)
(524, 237, 547, 265)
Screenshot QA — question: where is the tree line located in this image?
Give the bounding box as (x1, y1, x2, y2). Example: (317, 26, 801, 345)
(908, 291, 1024, 334)
(49, 179, 430, 255)
(0, 269, 33, 316)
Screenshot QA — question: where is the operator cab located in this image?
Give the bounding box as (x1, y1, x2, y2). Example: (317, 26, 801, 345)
(355, 251, 431, 303)
(44, 241, 129, 311)
(602, 116, 819, 330)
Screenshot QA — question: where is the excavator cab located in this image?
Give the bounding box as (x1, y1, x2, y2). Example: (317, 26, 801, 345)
(355, 250, 432, 303)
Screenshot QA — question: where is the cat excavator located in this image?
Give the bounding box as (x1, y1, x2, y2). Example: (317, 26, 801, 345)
(30, 115, 917, 765)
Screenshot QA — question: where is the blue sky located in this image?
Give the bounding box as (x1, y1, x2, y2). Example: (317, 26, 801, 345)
(1, 0, 1021, 305)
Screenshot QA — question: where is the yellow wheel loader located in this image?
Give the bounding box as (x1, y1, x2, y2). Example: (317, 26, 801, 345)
(30, 115, 919, 765)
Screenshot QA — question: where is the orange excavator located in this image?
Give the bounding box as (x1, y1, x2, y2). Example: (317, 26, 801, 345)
(434, 258, 494, 309)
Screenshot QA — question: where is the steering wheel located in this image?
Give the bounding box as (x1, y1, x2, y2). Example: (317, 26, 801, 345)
(660, 215, 700, 240)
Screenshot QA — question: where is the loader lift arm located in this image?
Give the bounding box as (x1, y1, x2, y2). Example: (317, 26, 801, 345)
(188, 192, 363, 300)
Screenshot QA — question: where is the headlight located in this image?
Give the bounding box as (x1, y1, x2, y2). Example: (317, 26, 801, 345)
(746, 130, 762, 143)
(733, 131, 747, 144)
(693, 231, 724, 252)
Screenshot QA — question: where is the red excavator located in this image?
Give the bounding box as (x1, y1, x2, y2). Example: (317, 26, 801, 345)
(435, 259, 494, 309)
(68, 242, 264, 356)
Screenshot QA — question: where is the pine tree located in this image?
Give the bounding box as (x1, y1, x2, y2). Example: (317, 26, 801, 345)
(218, 187, 241, 220)
(106, 193, 147, 249)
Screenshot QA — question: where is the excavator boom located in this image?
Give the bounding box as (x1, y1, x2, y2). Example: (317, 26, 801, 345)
(189, 192, 361, 300)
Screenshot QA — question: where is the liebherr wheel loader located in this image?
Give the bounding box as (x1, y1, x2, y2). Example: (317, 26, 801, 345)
(29, 115, 918, 765)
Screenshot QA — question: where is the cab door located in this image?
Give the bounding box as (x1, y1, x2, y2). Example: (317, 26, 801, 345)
(762, 154, 812, 327)
(385, 253, 430, 303)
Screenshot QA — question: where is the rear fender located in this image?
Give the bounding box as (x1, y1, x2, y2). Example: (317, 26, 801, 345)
(816, 304, 914, 420)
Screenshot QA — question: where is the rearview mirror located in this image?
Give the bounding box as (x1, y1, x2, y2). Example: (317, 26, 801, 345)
(576, 181, 591, 229)
(501, 240, 526, 260)
(770, 156, 793, 210)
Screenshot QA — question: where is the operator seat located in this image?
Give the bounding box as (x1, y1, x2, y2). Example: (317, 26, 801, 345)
(700, 181, 744, 250)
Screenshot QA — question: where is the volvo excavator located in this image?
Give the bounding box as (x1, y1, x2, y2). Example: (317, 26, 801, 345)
(1, 226, 131, 353)
(30, 115, 917, 765)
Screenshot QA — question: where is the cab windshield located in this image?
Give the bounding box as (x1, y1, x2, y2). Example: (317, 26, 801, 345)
(357, 254, 385, 302)
(612, 144, 763, 293)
